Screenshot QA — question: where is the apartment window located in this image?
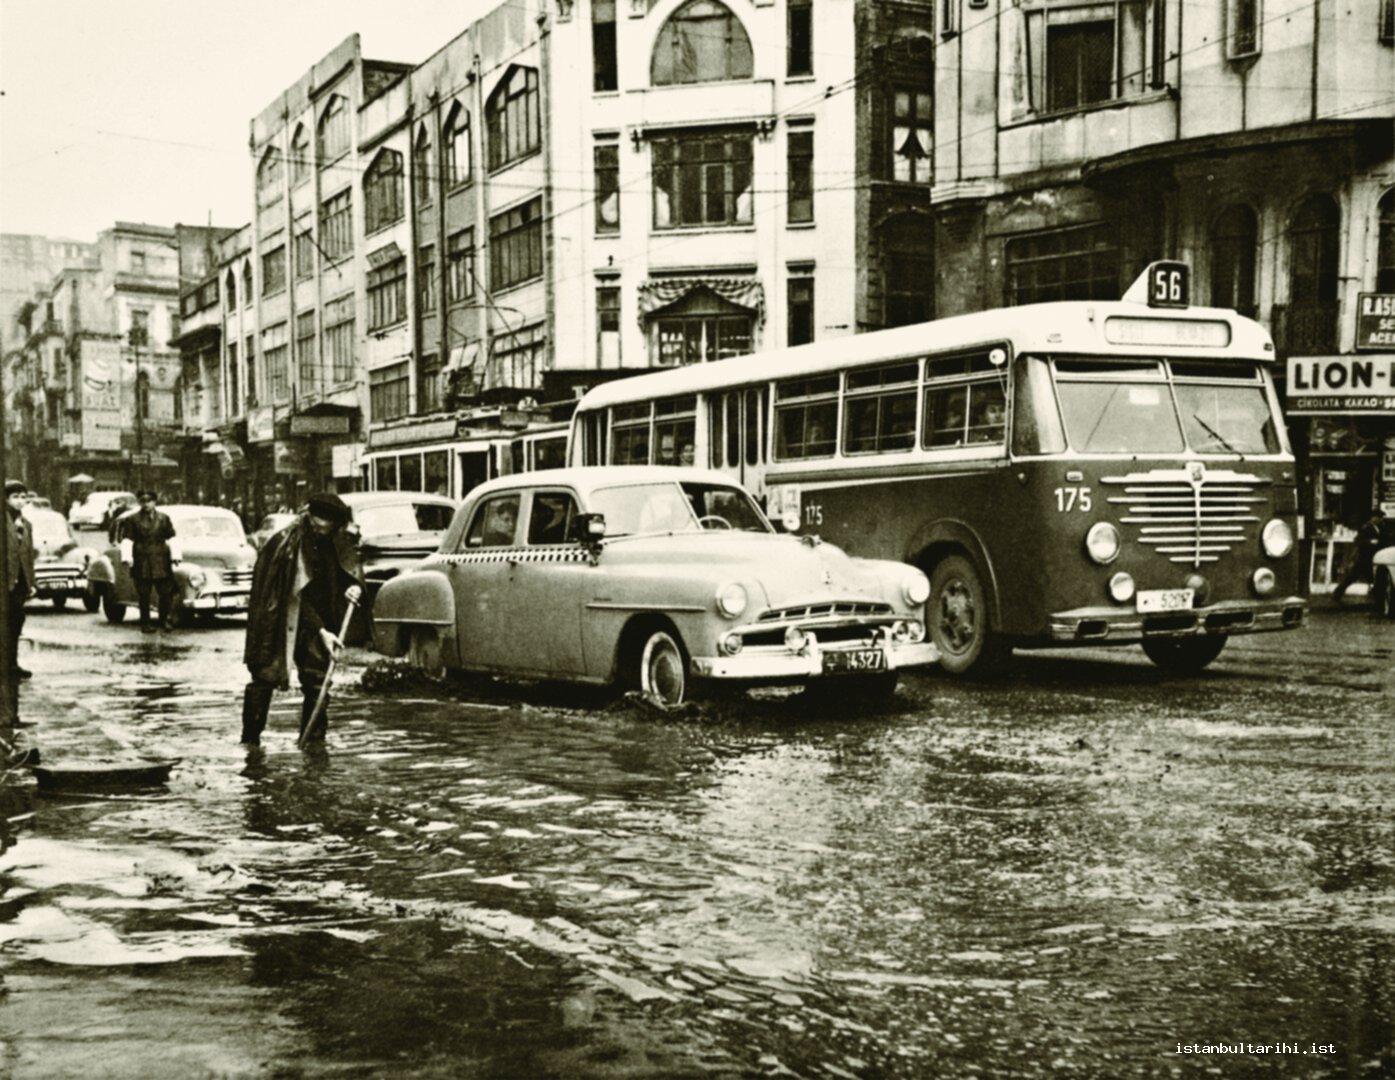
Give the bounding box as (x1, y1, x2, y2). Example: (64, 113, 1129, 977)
(1377, 188, 1395, 293)
(489, 199, 543, 291)
(129, 308, 149, 346)
(1382, 0, 1394, 45)
(654, 313, 752, 365)
(364, 149, 404, 233)
(1288, 195, 1341, 305)
(417, 244, 436, 311)
(788, 129, 814, 223)
(296, 310, 317, 393)
(370, 362, 410, 423)
(1029, 1, 1155, 113)
(844, 361, 919, 454)
(135, 371, 151, 422)
(323, 295, 356, 382)
(320, 190, 352, 262)
(890, 87, 932, 183)
(883, 214, 933, 327)
(652, 0, 753, 85)
(597, 285, 621, 366)
(263, 322, 289, 403)
(443, 103, 471, 187)
(788, 0, 813, 76)
(942, 0, 959, 36)
(367, 257, 407, 330)
(1047, 21, 1112, 110)
(448, 228, 476, 302)
(317, 95, 350, 165)
(295, 229, 315, 280)
(227, 341, 239, 413)
(1209, 204, 1259, 317)
(131, 250, 147, 273)
(245, 335, 257, 405)
(594, 143, 620, 233)
(1006, 222, 1120, 305)
(257, 148, 283, 206)
(787, 275, 814, 346)
(489, 323, 546, 390)
(290, 125, 310, 186)
(225, 269, 236, 310)
(774, 375, 838, 459)
(486, 66, 540, 171)
(413, 125, 433, 205)
(653, 132, 753, 229)
(1227, 0, 1260, 59)
(261, 244, 286, 296)
(242, 264, 252, 307)
(594, 0, 618, 91)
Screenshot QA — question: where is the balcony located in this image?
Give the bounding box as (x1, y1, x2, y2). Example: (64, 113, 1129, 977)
(1271, 302, 1340, 356)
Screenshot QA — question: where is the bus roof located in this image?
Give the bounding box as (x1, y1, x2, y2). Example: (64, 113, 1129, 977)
(574, 300, 1275, 412)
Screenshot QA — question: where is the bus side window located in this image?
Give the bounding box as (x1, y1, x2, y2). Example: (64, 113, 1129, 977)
(708, 395, 724, 468)
(744, 387, 762, 465)
(1011, 355, 1066, 456)
(726, 392, 740, 467)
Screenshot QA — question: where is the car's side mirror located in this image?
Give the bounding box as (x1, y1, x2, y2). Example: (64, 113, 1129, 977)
(573, 513, 607, 542)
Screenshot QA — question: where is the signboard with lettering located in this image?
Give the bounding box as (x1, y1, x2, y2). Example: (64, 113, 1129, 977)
(80, 339, 124, 450)
(247, 405, 275, 444)
(370, 418, 456, 448)
(331, 443, 359, 479)
(1286, 355, 1395, 414)
(290, 414, 351, 436)
(1355, 293, 1395, 352)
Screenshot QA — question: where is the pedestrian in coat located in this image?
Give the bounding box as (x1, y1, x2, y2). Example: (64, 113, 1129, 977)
(4, 480, 36, 681)
(1333, 510, 1390, 603)
(118, 490, 177, 631)
(240, 492, 360, 746)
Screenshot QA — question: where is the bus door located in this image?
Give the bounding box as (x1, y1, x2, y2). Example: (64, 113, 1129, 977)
(457, 449, 491, 501)
(709, 387, 767, 497)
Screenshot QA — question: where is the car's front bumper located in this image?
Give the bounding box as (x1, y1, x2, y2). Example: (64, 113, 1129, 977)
(1047, 597, 1307, 643)
(691, 640, 939, 680)
(32, 570, 87, 597)
(189, 588, 251, 612)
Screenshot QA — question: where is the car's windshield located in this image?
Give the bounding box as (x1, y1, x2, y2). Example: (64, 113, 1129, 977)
(357, 503, 454, 537)
(169, 512, 245, 540)
(589, 482, 770, 536)
(27, 511, 71, 545)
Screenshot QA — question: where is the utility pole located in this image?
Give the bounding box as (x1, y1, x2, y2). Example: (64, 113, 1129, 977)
(0, 349, 17, 729)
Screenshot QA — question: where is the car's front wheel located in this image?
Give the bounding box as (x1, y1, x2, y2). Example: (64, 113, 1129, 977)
(100, 585, 126, 624)
(1376, 568, 1395, 620)
(82, 589, 100, 613)
(637, 629, 688, 710)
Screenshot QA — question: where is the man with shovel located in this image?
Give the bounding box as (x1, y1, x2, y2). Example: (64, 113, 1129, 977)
(241, 493, 361, 746)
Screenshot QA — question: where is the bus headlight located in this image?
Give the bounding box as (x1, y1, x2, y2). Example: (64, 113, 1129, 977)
(1109, 572, 1135, 603)
(1085, 522, 1121, 565)
(903, 574, 930, 606)
(1261, 519, 1294, 559)
(1252, 568, 1276, 596)
(716, 582, 748, 619)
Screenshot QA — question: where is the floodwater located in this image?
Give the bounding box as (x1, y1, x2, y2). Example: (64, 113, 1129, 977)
(1, 610, 1393, 1078)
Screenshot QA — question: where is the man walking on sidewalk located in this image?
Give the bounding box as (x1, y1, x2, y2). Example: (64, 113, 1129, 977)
(240, 493, 360, 746)
(1332, 510, 1390, 604)
(4, 481, 36, 681)
(118, 490, 177, 631)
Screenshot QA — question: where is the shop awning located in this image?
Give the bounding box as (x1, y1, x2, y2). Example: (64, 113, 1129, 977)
(638, 277, 764, 323)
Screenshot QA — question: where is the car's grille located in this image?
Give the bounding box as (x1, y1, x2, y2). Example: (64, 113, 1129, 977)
(221, 568, 253, 586)
(35, 566, 80, 582)
(1103, 466, 1267, 567)
(757, 601, 893, 623)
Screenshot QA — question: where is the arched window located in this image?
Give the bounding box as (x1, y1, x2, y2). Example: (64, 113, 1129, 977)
(290, 125, 310, 185)
(413, 124, 432, 205)
(443, 103, 471, 187)
(364, 149, 404, 233)
(486, 67, 540, 170)
(1377, 187, 1395, 293)
(1209, 204, 1258, 317)
(135, 370, 151, 421)
(1285, 194, 1340, 353)
(242, 263, 253, 307)
(317, 95, 350, 166)
(256, 147, 282, 206)
(225, 268, 237, 310)
(651, 0, 753, 86)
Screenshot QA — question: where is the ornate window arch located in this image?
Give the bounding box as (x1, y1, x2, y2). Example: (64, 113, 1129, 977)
(1377, 187, 1395, 293)
(1208, 203, 1259, 317)
(651, 0, 753, 86)
(256, 147, 282, 206)
(225, 268, 237, 310)
(1288, 194, 1340, 303)
(289, 125, 310, 185)
(486, 67, 540, 171)
(443, 102, 471, 187)
(364, 149, 404, 234)
(317, 94, 350, 165)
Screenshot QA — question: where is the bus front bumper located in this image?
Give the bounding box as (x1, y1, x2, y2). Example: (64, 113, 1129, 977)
(1048, 597, 1307, 643)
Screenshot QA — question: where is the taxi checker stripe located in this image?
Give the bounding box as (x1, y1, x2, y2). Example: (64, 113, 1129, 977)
(427, 547, 591, 566)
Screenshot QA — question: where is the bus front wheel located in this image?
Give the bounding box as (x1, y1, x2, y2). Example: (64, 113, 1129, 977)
(1141, 636, 1226, 674)
(929, 555, 1008, 676)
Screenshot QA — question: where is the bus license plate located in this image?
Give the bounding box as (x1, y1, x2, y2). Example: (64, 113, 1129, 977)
(823, 649, 886, 674)
(1136, 588, 1194, 613)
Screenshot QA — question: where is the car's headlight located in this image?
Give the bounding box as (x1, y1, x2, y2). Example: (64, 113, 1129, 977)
(903, 573, 930, 606)
(1085, 522, 1120, 565)
(186, 568, 207, 590)
(1261, 519, 1294, 558)
(716, 582, 748, 619)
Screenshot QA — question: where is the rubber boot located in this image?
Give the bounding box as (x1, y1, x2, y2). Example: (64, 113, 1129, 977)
(241, 683, 274, 745)
(299, 687, 327, 743)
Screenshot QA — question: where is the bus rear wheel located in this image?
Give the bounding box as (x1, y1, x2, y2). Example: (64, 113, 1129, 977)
(929, 555, 1008, 676)
(1142, 636, 1226, 674)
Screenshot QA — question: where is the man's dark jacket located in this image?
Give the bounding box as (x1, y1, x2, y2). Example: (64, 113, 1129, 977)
(244, 515, 359, 688)
(119, 509, 176, 580)
(5, 511, 35, 593)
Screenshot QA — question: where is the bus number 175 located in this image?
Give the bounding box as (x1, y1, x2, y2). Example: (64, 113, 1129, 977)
(1054, 486, 1092, 512)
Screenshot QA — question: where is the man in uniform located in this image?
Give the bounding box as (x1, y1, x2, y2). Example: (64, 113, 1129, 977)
(4, 481, 36, 681)
(240, 493, 360, 746)
(118, 490, 177, 631)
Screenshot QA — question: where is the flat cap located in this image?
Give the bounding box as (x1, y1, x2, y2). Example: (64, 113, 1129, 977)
(4, 480, 28, 497)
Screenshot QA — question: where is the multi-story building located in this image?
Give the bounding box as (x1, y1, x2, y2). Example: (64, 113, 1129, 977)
(930, 0, 1394, 591)
(0, 233, 97, 354)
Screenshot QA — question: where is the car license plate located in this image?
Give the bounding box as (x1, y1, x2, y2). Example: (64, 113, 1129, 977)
(822, 648, 886, 674)
(1136, 588, 1194, 613)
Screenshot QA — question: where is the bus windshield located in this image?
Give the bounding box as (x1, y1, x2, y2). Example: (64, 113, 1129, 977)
(1050, 358, 1279, 455)
(590, 482, 771, 536)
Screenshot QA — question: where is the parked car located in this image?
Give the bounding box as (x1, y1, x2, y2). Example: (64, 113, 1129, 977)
(248, 511, 298, 550)
(21, 505, 100, 610)
(85, 504, 257, 624)
(68, 490, 135, 530)
(372, 467, 939, 708)
(102, 494, 140, 539)
(341, 492, 457, 633)
(1374, 543, 1395, 619)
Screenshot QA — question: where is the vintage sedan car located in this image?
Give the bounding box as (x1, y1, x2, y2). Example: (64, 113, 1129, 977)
(1374, 544, 1395, 619)
(68, 490, 134, 530)
(85, 504, 257, 624)
(340, 492, 457, 635)
(373, 467, 939, 707)
(21, 506, 100, 610)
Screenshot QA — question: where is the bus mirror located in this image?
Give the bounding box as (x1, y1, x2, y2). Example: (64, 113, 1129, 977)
(989, 347, 1008, 367)
(575, 513, 607, 542)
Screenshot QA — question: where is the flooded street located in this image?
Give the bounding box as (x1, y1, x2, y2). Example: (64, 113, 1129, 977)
(3, 607, 1393, 1078)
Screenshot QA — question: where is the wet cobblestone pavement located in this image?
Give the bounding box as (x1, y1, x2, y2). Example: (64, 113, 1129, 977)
(1, 605, 1392, 1078)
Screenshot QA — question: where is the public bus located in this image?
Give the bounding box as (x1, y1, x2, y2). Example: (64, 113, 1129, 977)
(361, 420, 570, 501)
(567, 263, 1307, 675)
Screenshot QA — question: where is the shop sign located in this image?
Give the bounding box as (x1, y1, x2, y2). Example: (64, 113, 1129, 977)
(273, 441, 300, 475)
(1285, 355, 1395, 414)
(1355, 293, 1395, 351)
(331, 443, 360, 478)
(369, 418, 455, 448)
(290, 414, 351, 436)
(80, 339, 123, 451)
(248, 405, 276, 443)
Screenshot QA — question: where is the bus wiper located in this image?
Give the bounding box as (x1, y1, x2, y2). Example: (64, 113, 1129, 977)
(1192, 413, 1240, 456)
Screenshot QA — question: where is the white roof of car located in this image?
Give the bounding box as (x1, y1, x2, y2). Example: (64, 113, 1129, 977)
(341, 492, 457, 507)
(467, 466, 739, 503)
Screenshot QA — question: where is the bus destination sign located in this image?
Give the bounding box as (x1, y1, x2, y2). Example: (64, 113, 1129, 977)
(1145, 262, 1189, 308)
(1355, 293, 1395, 351)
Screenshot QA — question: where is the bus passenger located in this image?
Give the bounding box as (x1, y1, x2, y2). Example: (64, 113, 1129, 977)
(969, 396, 1006, 443)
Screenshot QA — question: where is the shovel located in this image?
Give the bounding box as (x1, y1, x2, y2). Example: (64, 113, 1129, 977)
(298, 585, 362, 748)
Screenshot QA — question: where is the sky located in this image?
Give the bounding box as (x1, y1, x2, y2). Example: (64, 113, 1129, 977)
(0, 0, 491, 241)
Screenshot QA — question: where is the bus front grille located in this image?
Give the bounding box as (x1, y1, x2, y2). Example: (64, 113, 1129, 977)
(1102, 466, 1268, 568)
